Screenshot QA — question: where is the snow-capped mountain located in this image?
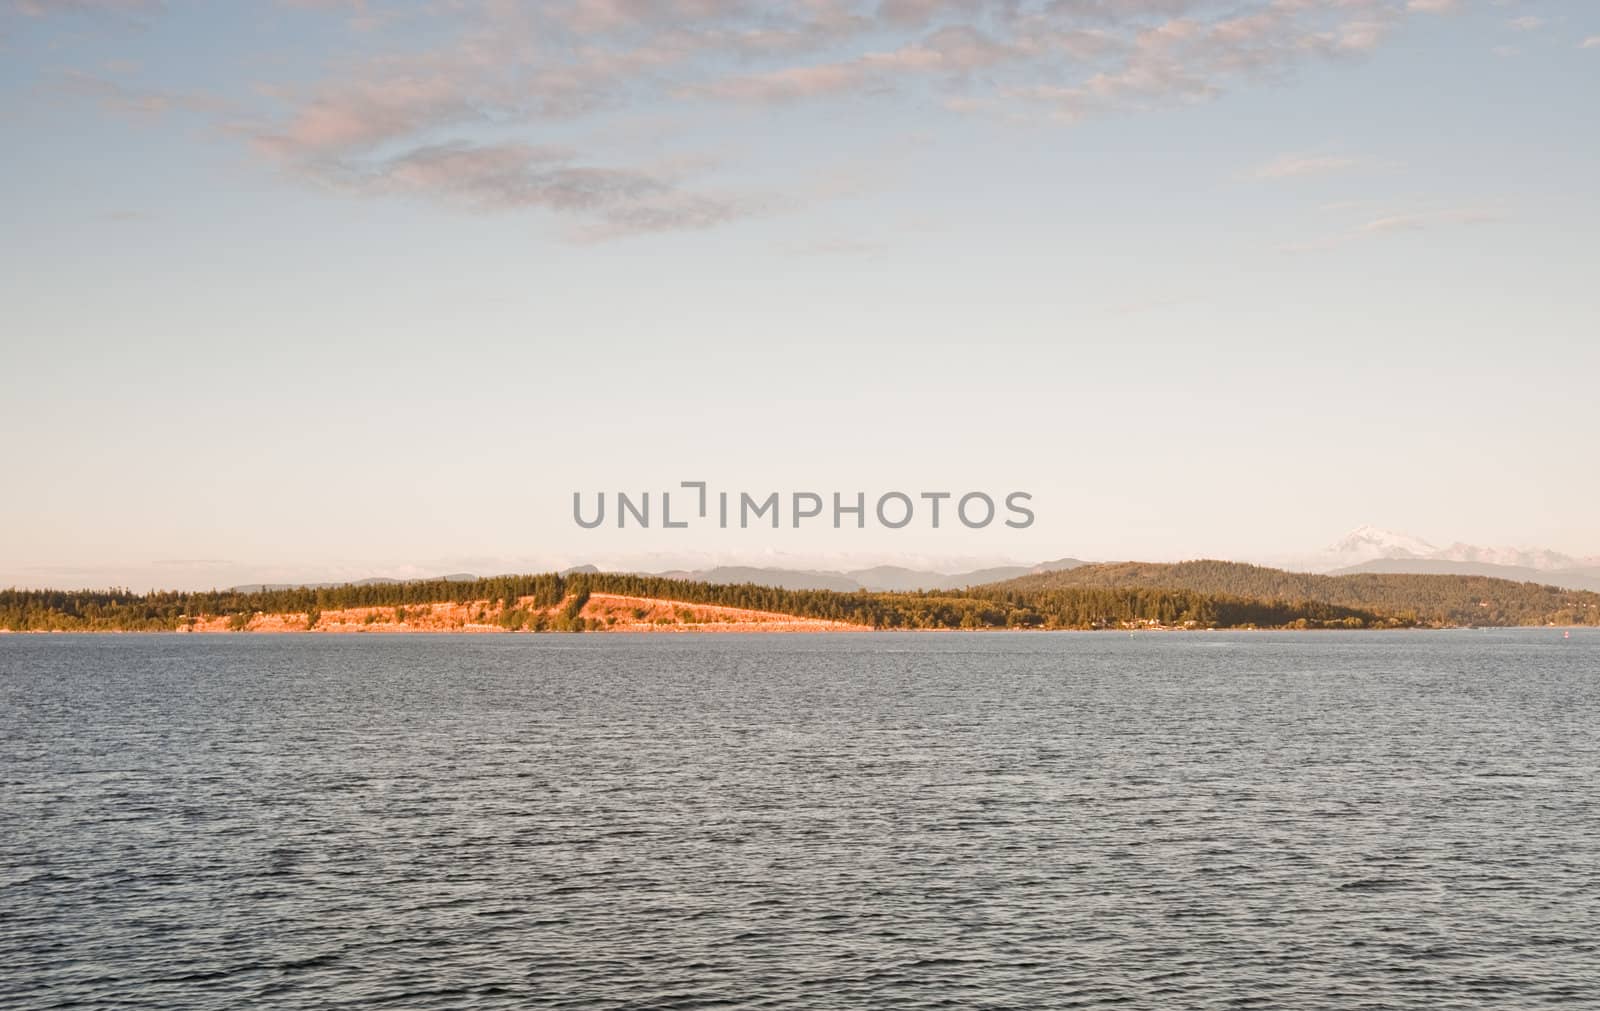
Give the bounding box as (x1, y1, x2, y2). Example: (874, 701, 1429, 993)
(1299, 525, 1600, 579)
(1325, 524, 1439, 564)
(1425, 543, 1588, 571)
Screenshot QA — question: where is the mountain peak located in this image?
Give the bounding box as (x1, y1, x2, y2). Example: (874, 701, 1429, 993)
(1314, 526, 1595, 574)
(1327, 525, 1437, 560)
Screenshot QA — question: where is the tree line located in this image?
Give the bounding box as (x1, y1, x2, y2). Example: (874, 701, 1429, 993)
(0, 575, 564, 632)
(0, 571, 1403, 632)
(5, 564, 1595, 632)
(996, 561, 1600, 627)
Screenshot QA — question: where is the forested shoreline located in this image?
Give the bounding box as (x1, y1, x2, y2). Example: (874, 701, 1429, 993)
(4, 563, 1597, 632)
(997, 560, 1600, 627)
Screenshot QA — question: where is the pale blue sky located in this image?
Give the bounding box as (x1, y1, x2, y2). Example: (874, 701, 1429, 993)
(2, 0, 1597, 589)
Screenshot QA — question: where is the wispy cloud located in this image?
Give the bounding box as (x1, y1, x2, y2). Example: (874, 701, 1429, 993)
(55, 69, 218, 117)
(945, 3, 1433, 124)
(8, 0, 158, 14)
(267, 137, 761, 242)
(25, 0, 1471, 239)
(1251, 153, 1369, 180)
(1284, 205, 1505, 253)
(1358, 207, 1502, 234)
(1582, 36, 1600, 50)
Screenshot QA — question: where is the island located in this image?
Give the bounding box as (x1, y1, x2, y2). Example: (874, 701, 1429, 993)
(3, 562, 1597, 633)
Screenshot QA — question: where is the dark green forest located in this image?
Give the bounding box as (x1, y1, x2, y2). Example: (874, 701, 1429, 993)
(995, 561, 1600, 627)
(0, 575, 564, 633)
(571, 573, 1390, 630)
(5, 562, 1595, 632)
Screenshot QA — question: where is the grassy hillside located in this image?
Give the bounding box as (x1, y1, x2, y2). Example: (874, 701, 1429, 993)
(989, 560, 1600, 627)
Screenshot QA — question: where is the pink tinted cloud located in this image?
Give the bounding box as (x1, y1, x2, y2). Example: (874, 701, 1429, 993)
(9, 0, 157, 14)
(214, 0, 1451, 235)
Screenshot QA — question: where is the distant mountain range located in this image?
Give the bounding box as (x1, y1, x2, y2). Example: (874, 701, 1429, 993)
(630, 530, 1596, 595)
(644, 558, 1090, 592)
(1321, 525, 1597, 570)
(1306, 525, 1600, 592)
(230, 561, 1090, 595)
(220, 526, 1598, 597)
(230, 574, 480, 593)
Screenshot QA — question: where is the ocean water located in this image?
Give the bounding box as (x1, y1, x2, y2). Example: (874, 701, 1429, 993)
(1, 630, 1596, 1009)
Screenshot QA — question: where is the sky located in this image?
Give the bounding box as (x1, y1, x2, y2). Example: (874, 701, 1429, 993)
(2, 0, 1597, 590)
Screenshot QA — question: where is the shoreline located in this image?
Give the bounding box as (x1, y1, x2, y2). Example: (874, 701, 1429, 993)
(8, 572, 1594, 635)
(2, 625, 1584, 636)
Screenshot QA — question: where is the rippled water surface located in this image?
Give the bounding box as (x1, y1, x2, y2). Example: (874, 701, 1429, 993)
(3, 631, 1598, 1009)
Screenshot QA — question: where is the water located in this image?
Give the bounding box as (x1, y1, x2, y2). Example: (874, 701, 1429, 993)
(2, 630, 1596, 1009)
